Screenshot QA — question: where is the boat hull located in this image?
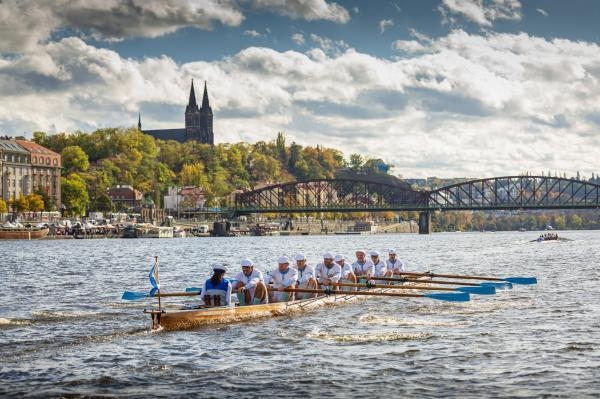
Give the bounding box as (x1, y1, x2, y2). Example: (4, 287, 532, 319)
(149, 292, 367, 331)
(0, 227, 49, 240)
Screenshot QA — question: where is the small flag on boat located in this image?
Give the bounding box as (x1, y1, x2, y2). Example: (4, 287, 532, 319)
(149, 262, 160, 296)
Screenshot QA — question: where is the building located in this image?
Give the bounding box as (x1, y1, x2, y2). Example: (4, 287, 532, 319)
(139, 79, 214, 145)
(0, 138, 61, 210)
(106, 185, 143, 210)
(16, 140, 62, 208)
(164, 186, 205, 213)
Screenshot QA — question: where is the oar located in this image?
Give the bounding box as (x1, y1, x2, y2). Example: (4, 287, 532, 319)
(283, 287, 470, 302)
(332, 282, 495, 295)
(122, 291, 200, 300)
(397, 271, 537, 285)
(373, 276, 513, 290)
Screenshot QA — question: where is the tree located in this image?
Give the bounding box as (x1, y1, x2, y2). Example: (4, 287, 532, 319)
(61, 174, 90, 217)
(94, 193, 113, 212)
(62, 145, 90, 173)
(10, 193, 29, 218)
(349, 153, 364, 172)
(0, 198, 7, 215)
(26, 193, 45, 216)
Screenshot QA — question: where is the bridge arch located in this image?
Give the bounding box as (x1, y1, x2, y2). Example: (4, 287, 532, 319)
(234, 178, 428, 214)
(428, 175, 600, 210)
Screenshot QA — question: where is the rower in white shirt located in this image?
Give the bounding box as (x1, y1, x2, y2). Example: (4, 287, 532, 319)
(335, 254, 357, 291)
(267, 256, 298, 303)
(234, 259, 268, 305)
(369, 250, 392, 279)
(386, 249, 405, 275)
(352, 249, 375, 281)
(315, 252, 342, 289)
(293, 253, 318, 299)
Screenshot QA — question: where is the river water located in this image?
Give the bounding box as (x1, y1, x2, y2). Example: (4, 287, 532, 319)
(1, 231, 599, 398)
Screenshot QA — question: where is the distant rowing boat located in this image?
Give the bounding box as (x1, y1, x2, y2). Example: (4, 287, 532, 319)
(0, 226, 49, 240)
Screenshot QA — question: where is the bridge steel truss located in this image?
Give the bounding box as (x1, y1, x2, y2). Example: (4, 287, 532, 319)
(234, 176, 600, 214)
(429, 176, 600, 211)
(234, 178, 429, 214)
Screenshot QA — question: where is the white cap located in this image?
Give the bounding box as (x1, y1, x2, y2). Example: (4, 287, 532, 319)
(369, 250, 380, 257)
(277, 256, 290, 264)
(334, 254, 344, 262)
(212, 263, 228, 272)
(240, 259, 253, 267)
(388, 249, 397, 255)
(295, 253, 306, 261)
(355, 249, 366, 255)
(322, 251, 334, 259)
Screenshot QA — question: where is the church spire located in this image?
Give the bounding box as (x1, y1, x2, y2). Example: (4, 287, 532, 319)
(201, 81, 210, 110)
(137, 112, 142, 131)
(186, 79, 198, 112)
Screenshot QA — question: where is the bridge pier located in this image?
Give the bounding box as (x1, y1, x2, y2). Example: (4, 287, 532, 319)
(418, 211, 431, 234)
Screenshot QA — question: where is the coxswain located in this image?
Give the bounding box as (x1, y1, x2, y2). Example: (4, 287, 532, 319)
(234, 259, 268, 305)
(352, 249, 374, 281)
(201, 264, 233, 307)
(267, 256, 298, 303)
(293, 253, 318, 299)
(386, 249, 405, 275)
(315, 252, 342, 289)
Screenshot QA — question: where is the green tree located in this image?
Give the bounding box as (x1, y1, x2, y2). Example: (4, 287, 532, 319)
(62, 145, 90, 173)
(0, 198, 7, 214)
(61, 174, 90, 217)
(349, 153, 364, 172)
(94, 193, 113, 212)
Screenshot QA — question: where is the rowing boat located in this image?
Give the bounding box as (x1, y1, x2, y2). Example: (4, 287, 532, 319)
(145, 291, 368, 331)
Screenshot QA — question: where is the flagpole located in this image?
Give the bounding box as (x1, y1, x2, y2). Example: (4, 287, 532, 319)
(154, 256, 162, 310)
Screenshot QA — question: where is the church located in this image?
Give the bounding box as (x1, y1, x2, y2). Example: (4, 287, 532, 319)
(138, 80, 214, 145)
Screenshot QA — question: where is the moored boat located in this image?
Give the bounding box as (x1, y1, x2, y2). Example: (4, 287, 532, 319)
(0, 225, 49, 240)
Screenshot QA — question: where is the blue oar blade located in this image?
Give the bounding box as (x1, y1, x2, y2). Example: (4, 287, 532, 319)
(504, 277, 537, 285)
(185, 287, 202, 292)
(424, 292, 470, 302)
(481, 282, 513, 290)
(456, 285, 496, 295)
(122, 291, 149, 300)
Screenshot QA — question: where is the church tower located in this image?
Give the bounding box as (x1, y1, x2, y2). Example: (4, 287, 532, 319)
(199, 81, 214, 145)
(185, 79, 201, 140)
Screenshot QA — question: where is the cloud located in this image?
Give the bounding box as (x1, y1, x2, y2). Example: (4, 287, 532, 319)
(0, 0, 350, 53)
(244, 30, 263, 38)
(379, 19, 394, 34)
(249, 0, 350, 23)
(536, 8, 549, 17)
(2, 29, 600, 178)
(439, 0, 522, 27)
(308, 33, 349, 55)
(392, 40, 427, 53)
(291, 33, 306, 45)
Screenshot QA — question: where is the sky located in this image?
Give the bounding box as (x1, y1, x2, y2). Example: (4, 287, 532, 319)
(1, 0, 600, 179)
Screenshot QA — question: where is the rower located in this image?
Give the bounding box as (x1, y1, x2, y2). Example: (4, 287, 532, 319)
(268, 256, 298, 303)
(234, 259, 268, 305)
(201, 264, 233, 307)
(335, 254, 357, 291)
(293, 253, 318, 299)
(369, 250, 391, 279)
(352, 249, 374, 281)
(315, 252, 342, 289)
(386, 249, 405, 275)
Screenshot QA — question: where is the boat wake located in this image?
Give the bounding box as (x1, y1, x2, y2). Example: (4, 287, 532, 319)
(307, 329, 432, 343)
(359, 314, 469, 327)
